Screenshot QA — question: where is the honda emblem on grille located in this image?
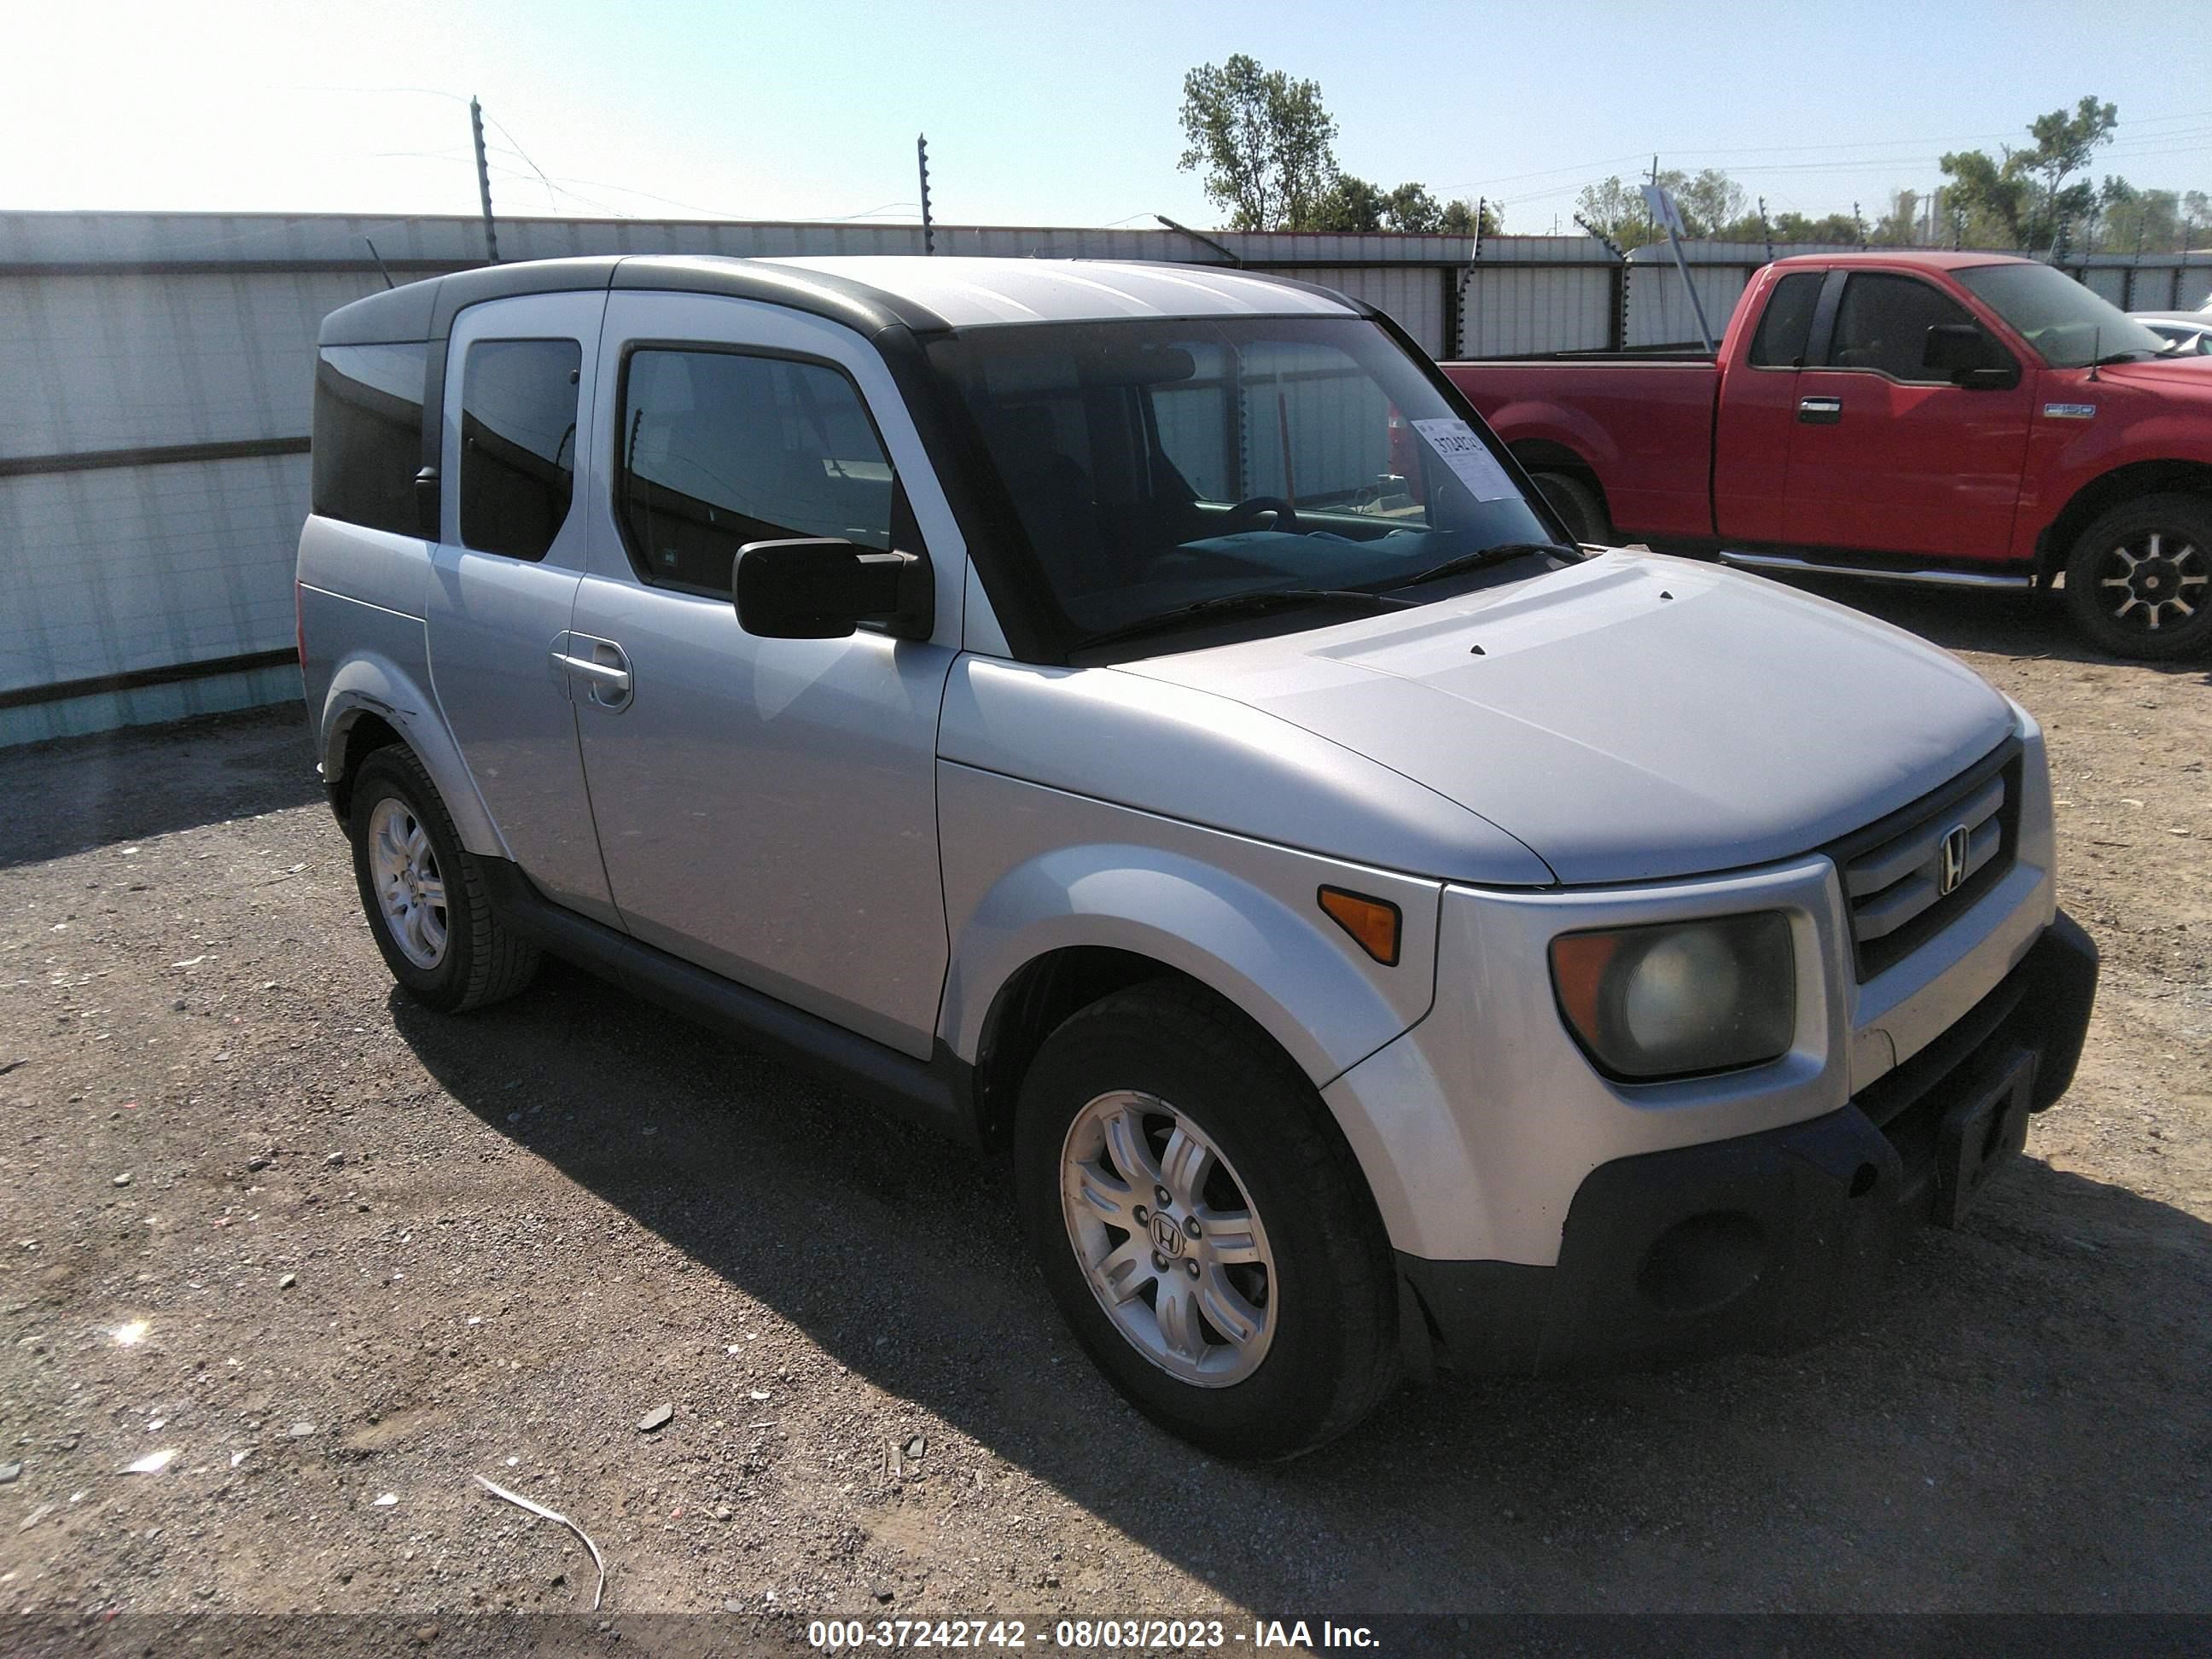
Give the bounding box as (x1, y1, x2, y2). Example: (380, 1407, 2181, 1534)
(1938, 824, 1970, 896)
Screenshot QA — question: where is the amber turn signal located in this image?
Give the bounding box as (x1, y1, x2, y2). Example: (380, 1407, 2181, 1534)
(1318, 887, 1401, 966)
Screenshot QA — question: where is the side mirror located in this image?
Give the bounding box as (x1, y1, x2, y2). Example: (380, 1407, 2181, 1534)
(1923, 323, 2019, 389)
(733, 538, 934, 641)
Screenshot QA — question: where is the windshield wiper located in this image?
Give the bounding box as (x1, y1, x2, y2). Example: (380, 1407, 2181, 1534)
(1070, 587, 1414, 653)
(1364, 541, 1580, 593)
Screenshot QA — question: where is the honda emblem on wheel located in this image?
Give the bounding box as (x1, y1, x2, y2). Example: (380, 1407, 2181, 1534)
(1940, 825, 1970, 895)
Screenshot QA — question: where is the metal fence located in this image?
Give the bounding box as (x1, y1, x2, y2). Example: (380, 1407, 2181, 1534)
(3, 209, 2207, 744)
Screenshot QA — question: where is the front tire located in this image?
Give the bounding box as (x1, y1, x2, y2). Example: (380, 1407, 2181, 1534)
(1014, 982, 1399, 1460)
(2062, 494, 2212, 661)
(347, 747, 539, 1013)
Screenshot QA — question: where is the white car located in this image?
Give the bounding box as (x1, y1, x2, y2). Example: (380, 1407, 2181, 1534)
(2134, 314, 2212, 357)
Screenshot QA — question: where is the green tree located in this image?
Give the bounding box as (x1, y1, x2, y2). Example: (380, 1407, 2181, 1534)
(2020, 95, 2119, 242)
(1177, 55, 1339, 230)
(1382, 182, 1442, 232)
(1438, 197, 1500, 237)
(1313, 173, 1385, 231)
(1936, 148, 2029, 245)
(1575, 174, 1658, 247)
(1940, 95, 2118, 249)
(1673, 169, 1746, 237)
(1575, 167, 1744, 247)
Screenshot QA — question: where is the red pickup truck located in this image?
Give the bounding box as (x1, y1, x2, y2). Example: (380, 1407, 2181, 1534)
(1443, 252, 2212, 660)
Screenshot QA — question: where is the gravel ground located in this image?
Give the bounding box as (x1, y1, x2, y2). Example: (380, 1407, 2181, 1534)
(1, 580, 2207, 1633)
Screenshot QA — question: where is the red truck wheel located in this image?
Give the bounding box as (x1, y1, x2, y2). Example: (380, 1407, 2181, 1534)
(1531, 472, 1611, 548)
(2063, 495, 2212, 661)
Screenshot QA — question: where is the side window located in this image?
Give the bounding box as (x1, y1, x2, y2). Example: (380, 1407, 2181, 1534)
(1747, 271, 1824, 369)
(458, 339, 582, 561)
(617, 349, 902, 596)
(312, 342, 428, 535)
(1825, 274, 1976, 383)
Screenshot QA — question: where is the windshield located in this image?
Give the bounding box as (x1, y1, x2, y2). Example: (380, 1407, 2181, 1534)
(926, 317, 1557, 651)
(1953, 262, 2169, 368)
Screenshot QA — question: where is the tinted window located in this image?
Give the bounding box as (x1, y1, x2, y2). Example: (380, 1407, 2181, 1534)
(927, 317, 1554, 650)
(1826, 274, 1977, 382)
(618, 350, 900, 595)
(1747, 271, 1823, 369)
(458, 340, 581, 561)
(1953, 260, 2169, 367)
(311, 342, 428, 535)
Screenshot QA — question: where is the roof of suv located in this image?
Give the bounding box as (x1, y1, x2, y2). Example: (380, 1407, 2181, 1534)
(317, 253, 1359, 346)
(761, 256, 1358, 326)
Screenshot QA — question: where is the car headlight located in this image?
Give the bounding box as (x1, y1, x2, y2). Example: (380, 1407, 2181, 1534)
(1548, 912, 1796, 1080)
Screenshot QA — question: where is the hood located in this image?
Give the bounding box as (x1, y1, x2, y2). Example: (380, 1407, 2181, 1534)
(1116, 551, 2017, 885)
(2093, 353, 2212, 389)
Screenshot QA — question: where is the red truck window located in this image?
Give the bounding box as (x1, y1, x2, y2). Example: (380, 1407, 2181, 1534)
(1826, 274, 1977, 383)
(1747, 271, 1825, 370)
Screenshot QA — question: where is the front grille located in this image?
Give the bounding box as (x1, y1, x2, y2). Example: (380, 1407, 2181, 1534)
(1826, 740, 2022, 981)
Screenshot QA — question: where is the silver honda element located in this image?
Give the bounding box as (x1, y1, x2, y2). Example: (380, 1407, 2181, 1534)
(298, 255, 2097, 1458)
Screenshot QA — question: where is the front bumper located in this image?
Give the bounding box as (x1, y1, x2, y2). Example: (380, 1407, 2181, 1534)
(1400, 911, 2097, 1375)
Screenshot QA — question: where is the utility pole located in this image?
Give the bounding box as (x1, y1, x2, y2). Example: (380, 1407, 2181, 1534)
(916, 134, 935, 255)
(469, 96, 499, 264)
(1756, 196, 1773, 263)
(1852, 201, 1866, 250)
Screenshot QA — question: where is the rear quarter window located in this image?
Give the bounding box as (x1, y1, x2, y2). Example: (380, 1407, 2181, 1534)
(312, 343, 429, 536)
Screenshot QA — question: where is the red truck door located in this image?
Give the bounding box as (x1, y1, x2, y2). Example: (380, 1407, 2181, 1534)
(1782, 271, 2034, 561)
(1712, 270, 1825, 541)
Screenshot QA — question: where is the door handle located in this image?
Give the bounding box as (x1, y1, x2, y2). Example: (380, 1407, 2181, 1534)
(1797, 396, 1842, 425)
(552, 652, 630, 689)
(549, 637, 632, 708)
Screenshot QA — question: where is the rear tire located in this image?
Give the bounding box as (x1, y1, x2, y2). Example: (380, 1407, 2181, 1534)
(2061, 494, 2212, 661)
(1014, 981, 1399, 1460)
(1530, 470, 1611, 546)
(348, 747, 539, 1013)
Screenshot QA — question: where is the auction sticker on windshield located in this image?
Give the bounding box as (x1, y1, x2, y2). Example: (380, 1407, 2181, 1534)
(1409, 416, 1518, 500)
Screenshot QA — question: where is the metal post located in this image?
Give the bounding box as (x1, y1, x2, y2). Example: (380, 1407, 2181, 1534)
(917, 134, 934, 255)
(469, 96, 498, 264)
(1661, 224, 1715, 353)
(1575, 213, 1629, 352)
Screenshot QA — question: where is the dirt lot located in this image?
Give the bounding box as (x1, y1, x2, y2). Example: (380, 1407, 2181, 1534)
(1, 581, 2208, 1634)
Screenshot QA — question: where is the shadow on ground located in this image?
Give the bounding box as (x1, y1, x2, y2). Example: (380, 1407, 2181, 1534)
(393, 960, 2212, 1612)
(0, 702, 320, 869)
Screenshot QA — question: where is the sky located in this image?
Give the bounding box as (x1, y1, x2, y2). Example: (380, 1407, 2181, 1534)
(6, 0, 2212, 236)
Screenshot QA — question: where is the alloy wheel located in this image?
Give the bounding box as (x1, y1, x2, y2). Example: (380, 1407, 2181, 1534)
(2094, 530, 2207, 636)
(1058, 1090, 1276, 1387)
(367, 796, 449, 970)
